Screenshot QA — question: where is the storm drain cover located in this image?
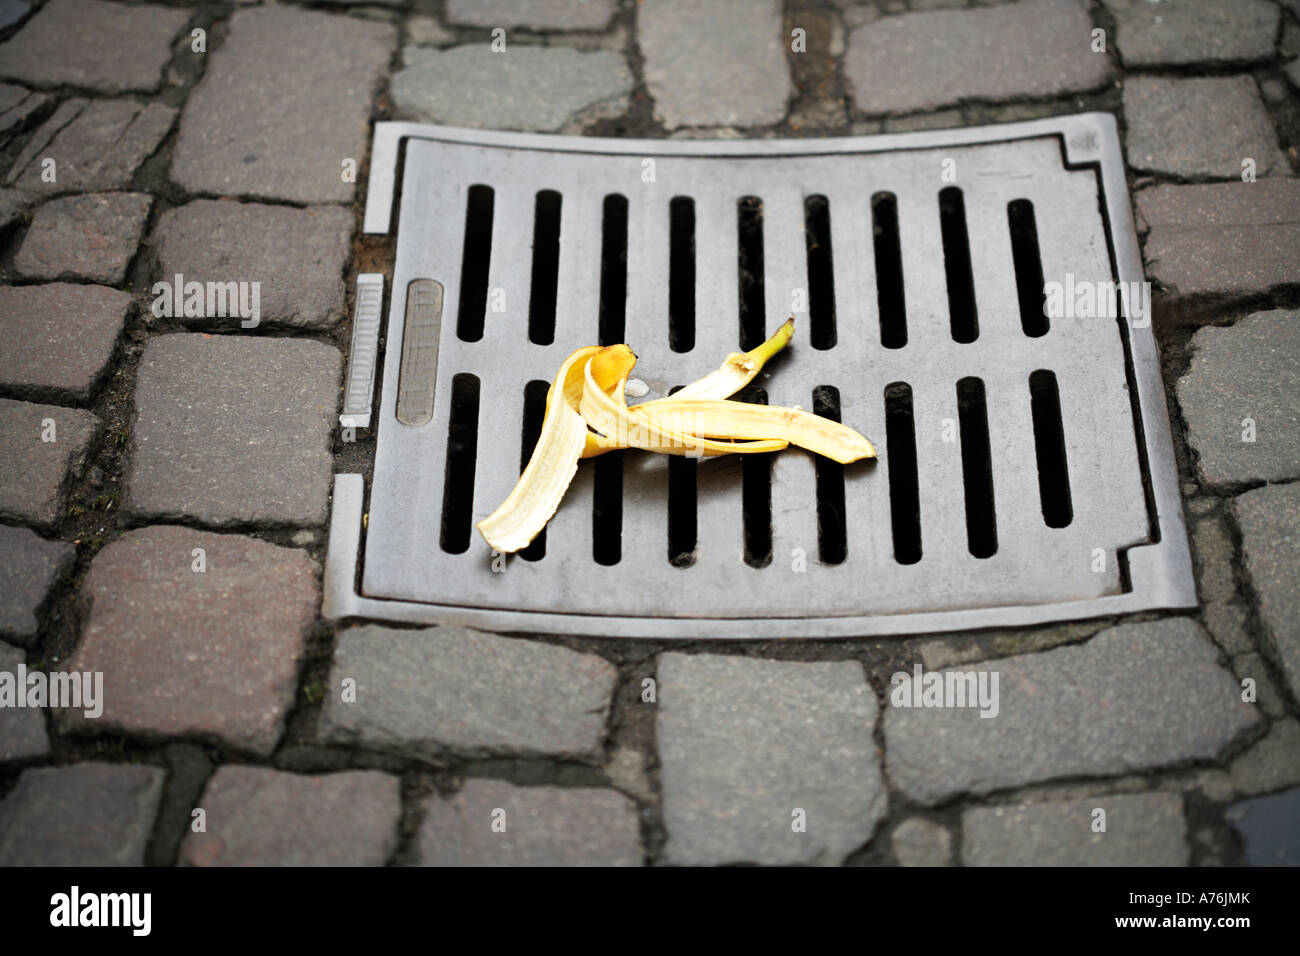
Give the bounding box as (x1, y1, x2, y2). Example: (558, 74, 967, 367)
(324, 115, 1196, 638)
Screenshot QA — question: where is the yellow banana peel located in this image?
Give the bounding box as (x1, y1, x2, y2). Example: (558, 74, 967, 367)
(475, 318, 875, 553)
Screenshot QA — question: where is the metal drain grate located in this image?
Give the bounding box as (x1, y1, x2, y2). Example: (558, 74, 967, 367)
(324, 115, 1196, 638)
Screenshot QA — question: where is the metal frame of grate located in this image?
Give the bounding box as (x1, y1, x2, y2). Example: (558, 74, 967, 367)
(324, 114, 1196, 638)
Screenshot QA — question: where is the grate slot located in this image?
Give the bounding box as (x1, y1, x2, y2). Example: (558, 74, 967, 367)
(1008, 199, 1048, 338)
(668, 196, 695, 353)
(667, 384, 697, 567)
(598, 194, 629, 346)
(884, 381, 921, 565)
(456, 185, 493, 342)
(873, 192, 907, 349)
(517, 379, 549, 561)
(940, 186, 979, 344)
(736, 196, 766, 351)
(812, 385, 847, 565)
(439, 373, 481, 554)
(957, 376, 997, 558)
(528, 189, 562, 345)
(804, 196, 837, 350)
(1029, 369, 1073, 528)
(740, 387, 773, 568)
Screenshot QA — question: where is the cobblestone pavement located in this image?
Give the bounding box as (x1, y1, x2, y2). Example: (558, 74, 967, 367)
(0, 0, 1297, 867)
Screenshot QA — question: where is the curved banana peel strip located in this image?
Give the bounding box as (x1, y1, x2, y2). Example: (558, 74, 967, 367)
(476, 318, 877, 553)
(635, 399, 875, 465)
(475, 346, 602, 554)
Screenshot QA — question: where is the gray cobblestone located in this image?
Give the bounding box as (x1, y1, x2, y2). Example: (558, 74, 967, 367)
(1233, 482, 1300, 701)
(0, 398, 99, 528)
(0, 0, 188, 94)
(0, 643, 49, 759)
(657, 653, 885, 865)
(891, 817, 952, 867)
(0, 283, 131, 404)
(1137, 180, 1300, 304)
(885, 619, 1260, 804)
(1179, 311, 1300, 489)
(125, 335, 340, 528)
(0, 523, 74, 645)
(4, 98, 176, 195)
(1229, 718, 1300, 797)
(1105, 0, 1279, 67)
(1233, 652, 1286, 719)
(0, 83, 47, 138)
(14, 192, 151, 284)
(639, 0, 790, 129)
(0, 187, 29, 229)
(844, 0, 1111, 115)
(416, 780, 642, 866)
(181, 767, 401, 866)
(0, 763, 164, 865)
(0, 1, 29, 32)
(962, 793, 1188, 866)
(170, 6, 395, 204)
(1204, 602, 1254, 657)
(445, 0, 616, 31)
(1123, 75, 1286, 180)
(392, 45, 632, 132)
(319, 624, 616, 758)
(153, 200, 352, 330)
(1226, 787, 1300, 865)
(61, 525, 318, 755)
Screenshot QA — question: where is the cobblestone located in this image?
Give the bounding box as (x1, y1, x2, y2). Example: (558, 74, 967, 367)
(170, 6, 395, 204)
(61, 525, 318, 755)
(0, 282, 131, 404)
(844, 0, 1111, 115)
(1137, 179, 1300, 305)
(1105, 0, 1279, 67)
(962, 793, 1188, 866)
(1226, 787, 1300, 866)
(891, 817, 952, 867)
(0, 398, 99, 528)
(1233, 482, 1300, 701)
(1229, 718, 1300, 797)
(4, 98, 176, 195)
(0, 643, 49, 760)
(319, 624, 616, 758)
(392, 45, 632, 132)
(0, 523, 74, 644)
(1233, 652, 1286, 719)
(181, 767, 401, 866)
(0, 763, 164, 865)
(13, 192, 151, 284)
(0, 83, 46, 138)
(657, 653, 885, 865)
(1123, 75, 1286, 180)
(639, 0, 790, 129)
(416, 780, 642, 866)
(1179, 311, 1300, 489)
(885, 619, 1260, 804)
(125, 335, 340, 528)
(153, 200, 353, 331)
(445, 0, 616, 31)
(0, 0, 188, 94)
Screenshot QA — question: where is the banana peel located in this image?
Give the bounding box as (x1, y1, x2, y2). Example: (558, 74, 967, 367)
(475, 318, 876, 553)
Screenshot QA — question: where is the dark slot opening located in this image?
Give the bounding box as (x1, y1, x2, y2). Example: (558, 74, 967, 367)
(593, 452, 624, 566)
(667, 384, 697, 566)
(805, 195, 837, 350)
(528, 189, 562, 345)
(440, 373, 481, 555)
(957, 377, 997, 558)
(872, 192, 907, 349)
(740, 386, 773, 568)
(940, 186, 979, 344)
(1008, 199, 1048, 337)
(598, 193, 629, 346)
(813, 386, 847, 565)
(517, 379, 549, 561)
(884, 382, 921, 565)
(737, 196, 766, 351)
(456, 185, 494, 342)
(669, 196, 696, 353)
(1029, 369, 1073, 528)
